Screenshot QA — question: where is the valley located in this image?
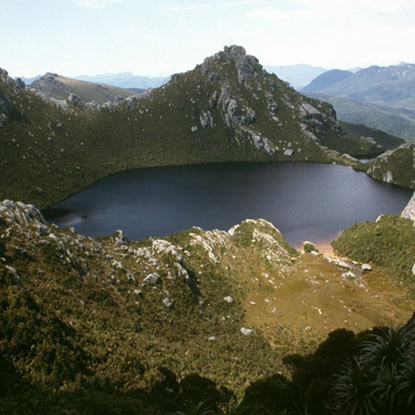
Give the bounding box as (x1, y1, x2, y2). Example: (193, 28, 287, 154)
(2, 46, 412, 211)
(1, 44, 415, 415)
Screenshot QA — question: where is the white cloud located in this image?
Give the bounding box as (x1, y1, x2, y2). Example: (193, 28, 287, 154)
(160, 0, 261, 12)
(246, 8, 310, 20)
(74, 0, 125, 8)
(296, 0, 414, 14)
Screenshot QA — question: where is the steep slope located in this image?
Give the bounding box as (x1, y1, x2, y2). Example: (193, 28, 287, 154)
(1, 200, 413, 413)
(1, 46, 389, 209)
(366, 142, 415, 188)
(338, 121, 404, 150)
(314, 63, 415, 111)
(332, 193, 415, 290)
(301, 69, 353, 93)
(305, 92, 415, 141)
(30, 73, 136, 103)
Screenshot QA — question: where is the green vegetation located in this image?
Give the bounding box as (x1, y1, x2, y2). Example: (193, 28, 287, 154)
(332, 215, 415, 289)
(1, 46, 407, 211)
(303, 241, 318, 253)
(305, 92, 415, 142)
(366, 143, 415, 189)
(2, 47, 415, 413)
(339, 121, 404, 151)
(331, 326, 415, 414)
(1, 201, 414, 414)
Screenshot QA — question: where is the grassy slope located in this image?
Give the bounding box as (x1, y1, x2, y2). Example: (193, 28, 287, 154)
(1, 203, 413, 414)
(332, 215, 415, 290)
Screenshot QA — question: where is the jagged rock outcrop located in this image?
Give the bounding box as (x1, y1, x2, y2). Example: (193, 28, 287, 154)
(0, 200, 89, 277)
(67, 93, 84, 107)
(0, 69, 15, 128)
(0, 88, 10, 127)
(401, 192, 415, 221)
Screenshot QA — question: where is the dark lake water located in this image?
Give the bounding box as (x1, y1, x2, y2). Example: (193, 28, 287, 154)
(44, 162, 412, 246)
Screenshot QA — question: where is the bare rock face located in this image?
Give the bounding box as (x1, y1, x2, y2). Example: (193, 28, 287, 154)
(67, 93, 84, 107)
(0, 87, 11, 128)
(0, 199, 46, 226)
(235, 54, 259, 84)
(0, 67, 23, 128)
(401, 192, 415, 221)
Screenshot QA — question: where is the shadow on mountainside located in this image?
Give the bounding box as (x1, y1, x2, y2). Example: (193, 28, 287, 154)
(0, 359, 234, 415)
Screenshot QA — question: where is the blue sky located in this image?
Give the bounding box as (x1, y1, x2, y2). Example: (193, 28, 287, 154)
(1, 0, 415, 78)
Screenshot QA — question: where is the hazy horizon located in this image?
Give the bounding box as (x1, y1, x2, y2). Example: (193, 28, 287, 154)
(2, 0, 415, 78)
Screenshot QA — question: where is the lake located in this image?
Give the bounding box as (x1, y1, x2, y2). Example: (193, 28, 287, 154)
(43, 162, 412, 247)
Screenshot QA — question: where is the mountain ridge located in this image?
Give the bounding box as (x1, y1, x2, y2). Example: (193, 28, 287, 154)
(2, 45, 395, 209)
(30, 72, 137, 104)
(301, 69, 353, 93)
(304, 62, 415, 111)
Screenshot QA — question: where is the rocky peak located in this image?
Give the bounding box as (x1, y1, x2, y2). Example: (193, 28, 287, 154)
(0, 67, 24, 91)
(43, 72, 59, 80)
(223, 45, 246, 59)
(200, 45, 261, 85)
(0, 68, 10, 84)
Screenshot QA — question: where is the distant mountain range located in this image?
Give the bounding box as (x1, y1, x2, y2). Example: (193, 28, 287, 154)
(301, 63, 415, 141)
(21, 75, 41, 85)
(304, 92, 415, 142)
(302, 63, 415, 111)
(301, 70, 353, 93)
(264, 64, 328, 89)
(20, 72, 170, 90)
(74, 73, 170, 89)
(264, 65, 362, 89)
